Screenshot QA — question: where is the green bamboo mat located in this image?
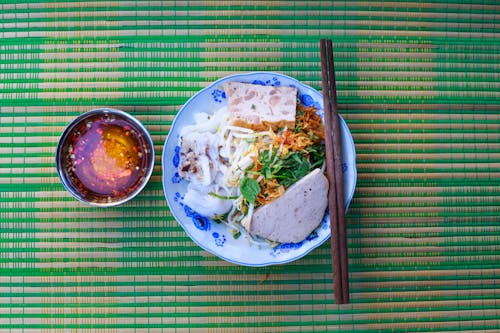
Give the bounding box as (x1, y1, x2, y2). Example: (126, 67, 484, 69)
(1, 1, 499, 332)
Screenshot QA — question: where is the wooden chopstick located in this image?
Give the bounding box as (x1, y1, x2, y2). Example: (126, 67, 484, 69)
(320, 38, 349, 304)
(326, 38, 349, 304)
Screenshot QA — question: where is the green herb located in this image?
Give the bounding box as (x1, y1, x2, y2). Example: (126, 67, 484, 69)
(257, 143, 326, 187)
(258, 149, 278, 180)
(305, 144, 326, 169)
(209, 192, 238, 200)
(240, 177, 260, 204)
(272, 152, 311, 187)
(251, 104, 256, 110)
(294, 109, 305, 133)
(213, 212, 229, 224)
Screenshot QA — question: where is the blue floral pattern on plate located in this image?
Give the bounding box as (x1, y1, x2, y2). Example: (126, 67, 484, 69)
(251, 76, 281, 86)
(174, 192, 211, 231)
(162, 72, 357, 267)
(300, 93, 322, 110)
(172, 145, 181, 168)
(183, 205, 210, 231)
(213, 232, 226, 247)
(211, 88, 226, 103)
(271, 231, 319, 256)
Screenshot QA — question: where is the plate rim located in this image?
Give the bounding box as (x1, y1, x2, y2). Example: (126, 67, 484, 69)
(162, 71, 357, 267)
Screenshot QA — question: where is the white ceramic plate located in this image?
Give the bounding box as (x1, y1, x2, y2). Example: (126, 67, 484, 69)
(162, 72, 356, 267)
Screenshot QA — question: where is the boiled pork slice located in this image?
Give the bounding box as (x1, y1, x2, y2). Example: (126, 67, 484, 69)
(242, 168, 329, 243)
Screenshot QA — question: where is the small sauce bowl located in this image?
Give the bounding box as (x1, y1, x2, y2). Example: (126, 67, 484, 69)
(56, 108, 155, 207)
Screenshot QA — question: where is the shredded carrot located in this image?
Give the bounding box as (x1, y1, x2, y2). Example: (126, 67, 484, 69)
(249, 103, 324, 206)
(256, 178, 285, 206)
(272, 104, 324, 155)
(296, 104, 325, 142)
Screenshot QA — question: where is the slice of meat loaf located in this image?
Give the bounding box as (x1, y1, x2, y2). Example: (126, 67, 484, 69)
(241, 168, 329, 243)
(224, 82, 297, 131)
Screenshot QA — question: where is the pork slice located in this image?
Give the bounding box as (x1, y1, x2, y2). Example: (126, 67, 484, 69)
(242, 168, 329, 243)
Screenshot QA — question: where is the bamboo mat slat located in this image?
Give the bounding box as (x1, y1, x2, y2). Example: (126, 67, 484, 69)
(1, 1, 499, 332)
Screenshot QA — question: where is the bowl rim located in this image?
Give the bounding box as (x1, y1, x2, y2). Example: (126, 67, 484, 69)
(55, 108, 155, 207)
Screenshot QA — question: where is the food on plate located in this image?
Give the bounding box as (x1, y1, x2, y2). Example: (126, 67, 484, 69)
(225, 82, 297, 131)
(177, 81, 326, 243)
(241, 168, 328, 243)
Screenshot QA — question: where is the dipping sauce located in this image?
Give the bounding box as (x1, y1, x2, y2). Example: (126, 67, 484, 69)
(56, 109, 154, 206)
